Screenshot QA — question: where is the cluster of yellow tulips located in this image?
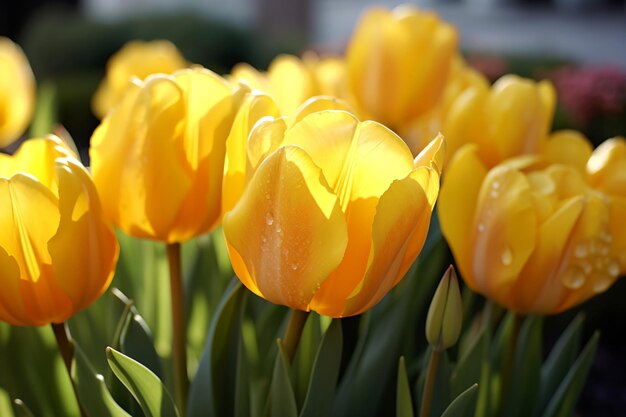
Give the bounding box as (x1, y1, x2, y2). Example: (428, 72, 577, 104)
(0, 4, 624, 417)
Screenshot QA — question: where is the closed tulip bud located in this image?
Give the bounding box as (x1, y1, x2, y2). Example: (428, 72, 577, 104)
(0, 37, 35, 148)
(90, 67, 245, 243)
(223, 110, 445, 317)
(426, 266, 462, 351)
(92, 40, 187, 119)
(439, 133, 625, 315)
(347, 6, 458, 128)
(0, 136, 118, 326)
(442, 74, 556, 168)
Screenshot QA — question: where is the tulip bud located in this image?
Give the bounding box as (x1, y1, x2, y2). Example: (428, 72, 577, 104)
(426, 266, 463, 351)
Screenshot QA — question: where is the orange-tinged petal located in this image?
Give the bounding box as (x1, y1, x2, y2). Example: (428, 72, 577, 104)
(471, 166, 537, 298)
(438, 144, 487, 288)
(0, 174, 72, 324)
(609, 197, 626, 271)
(343, 168, 432, 316)
(0, 246, 26, 325)
(510, 196, 584, 313)
(48, 158, 119, 314)
(223, 146, 348, 311)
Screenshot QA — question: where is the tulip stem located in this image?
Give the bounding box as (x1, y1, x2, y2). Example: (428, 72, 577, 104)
(420, 348, 443, 417)
(51, 322, 87, 417)
(282, 309, 310, 362)
(166, 242, 188, 416)
(498, 313, 524, 415)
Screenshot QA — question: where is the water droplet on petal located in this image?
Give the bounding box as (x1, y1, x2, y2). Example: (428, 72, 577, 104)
(490, 190, 498, 198)
(582, 262, 593, 274)
(561, 267, 585, 289)
(608, 261, 620, 278)
(265, 213, 274, 226)
(574, 243, 588, 259)
(500, 248, 513, 266)
(290, 263, 299, 271)
(477, 223, 485, 233)
(593, 275, 612, 293)
(492, 181, 501, 190)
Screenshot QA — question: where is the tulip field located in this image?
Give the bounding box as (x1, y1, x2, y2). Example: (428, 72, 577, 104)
(0, 4, 624, 417)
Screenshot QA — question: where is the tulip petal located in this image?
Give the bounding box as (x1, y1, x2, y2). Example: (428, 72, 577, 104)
(293, 96, 356, 125)
(610, 196, 626, 271)
(223, 92, 280, 215)
(247, 116, 289, 177)
(48, 158, 119, 314)
(342, 168, 432, 316)
(545, 130, 592, 174)
(510, 196, 584, 313)
(268, 55, 317, 116)
(587, 137, 626, 197)
(0, 246, 26, 325)
(471, 165, 537, 299)
(414, 133, 446, 175)
(223, 146, 348, 311)
(438, 144, 487, 289)
(0, 174, 72, 324)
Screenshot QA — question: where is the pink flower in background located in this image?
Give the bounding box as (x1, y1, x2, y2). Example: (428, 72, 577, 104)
(550, 66, 626, 126)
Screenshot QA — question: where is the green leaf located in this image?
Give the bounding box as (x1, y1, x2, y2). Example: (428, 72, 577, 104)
(0, 387, 15, 417)
(540, 332, 599, 417)
(12, 400, 34, 417)
(72, 344, 130, 417)
(271, 340, 298, 417)
(187, 279, 247, 417)
(501, 316, 543, 417)
(299, 319, 343, 417)
(293, 314, 322, 407)
(396, 357, 414, 417)
(234, 330, 251, 417)
(441, 384, 479, 417)
(451, 328, 487, 399)
(333, 238, 448, 417)
(106, 347, 178, 417)
(0, 324, 79, 417)
(535, 314, 584, 414)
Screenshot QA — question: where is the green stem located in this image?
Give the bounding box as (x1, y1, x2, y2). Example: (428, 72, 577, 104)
(419, 348, 443, 417)
(166, 242, 188, 416)
(498, 313, 524, 416)
(282, 309, 310, 362)
(51, 322, 87, 417)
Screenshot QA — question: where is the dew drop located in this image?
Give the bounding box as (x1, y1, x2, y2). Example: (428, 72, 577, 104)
(265, 213, 274, 226)
(561, 267, 585, 289)
(608, 261, 620, 278)
(261, 236, 267, 243)
(601, 232, 613, 243)
(276, 224, 282, 233)
(290, 263, 299, 271)
(96, 374, 105, 382)
(593, 275, 612, 293)
(492, 181, 501, 190)
(490, 190, 499, 198)
(500, 248, 513, 266)
(477, 223, 485, 233)
(574, 243, 588, 259)
(582, 262, 593, 274)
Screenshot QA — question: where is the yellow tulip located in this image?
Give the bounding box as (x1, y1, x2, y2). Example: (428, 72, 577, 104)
(230, 54, 352, 118)
(439, 133, 624, 315)
(223, 111, 444, 317)
(346, 6, 458, 128)
(0, 136, 118, 326)
(92, 40, 187, 119)
(442, 74, 556, 168)
(0, 37, 35, 148)
(90, 68, 245, 243)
